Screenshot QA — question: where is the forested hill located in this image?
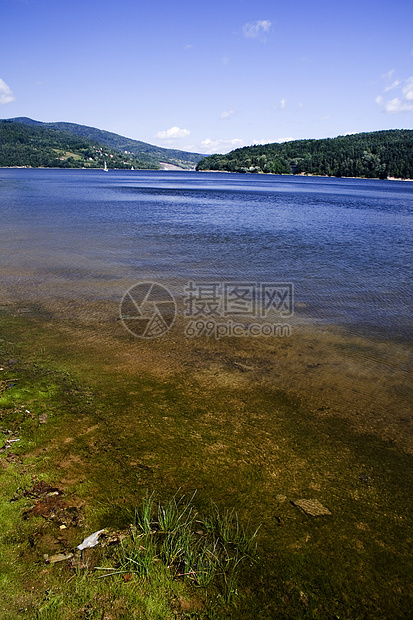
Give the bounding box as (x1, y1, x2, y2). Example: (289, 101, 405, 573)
(46, 121, 203, 168)
(0, 118, 203, 169)
(0, 120, 153, 169)
(196, 130, 413, 179)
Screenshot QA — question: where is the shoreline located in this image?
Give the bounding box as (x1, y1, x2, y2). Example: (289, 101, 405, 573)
(1, 166, 413, 181)
(197, 169, 413, 181)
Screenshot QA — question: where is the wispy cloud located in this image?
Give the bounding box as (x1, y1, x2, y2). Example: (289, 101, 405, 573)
(0, 78, 15, 104)
(381, 69, 395, 81)
(274, 98, 286, 110)
(155, 126, 190, 139)
(253, 136, 294, 145)
(242, 20, 272, 40)
(380, 69, 401, 93)
(376, 75, 413, 113)
(384, 79, 400, 93)
(252, 138, 270, 146)
(252, 136, 295, 145)
(201, 138, 244, 154)
(220, 108, 235, 120)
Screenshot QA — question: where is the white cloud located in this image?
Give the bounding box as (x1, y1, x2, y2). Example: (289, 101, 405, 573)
(252, 138, 271, 145)
(403, 77, 413, 100)
(383, 97, 413, 113)
(155, 126, 191, 139)
(380, 70, 401, 93)
(384, 79, 400, 93)
(376, 76, 413, 113)
(201, 138, 244, 154)
(242, 20, 272, 39)
(381, 69, 395, 81)
(0, 78, 15, 104)
(220, 108, 235, 120)
(274, 98, 286, 110)
(252, 136, 294, 146)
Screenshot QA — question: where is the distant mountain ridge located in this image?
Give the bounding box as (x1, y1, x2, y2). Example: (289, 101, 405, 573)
(0, 117, 204, 169)
(196, 129, 413, 179)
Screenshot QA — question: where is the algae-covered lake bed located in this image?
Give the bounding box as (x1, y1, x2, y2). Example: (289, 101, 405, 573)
(1, 300, 412, 619)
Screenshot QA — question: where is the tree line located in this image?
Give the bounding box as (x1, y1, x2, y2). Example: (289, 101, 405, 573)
(196, 130, 413, 179)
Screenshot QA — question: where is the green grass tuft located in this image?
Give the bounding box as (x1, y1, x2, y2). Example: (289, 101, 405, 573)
(116, 491, 259, 601)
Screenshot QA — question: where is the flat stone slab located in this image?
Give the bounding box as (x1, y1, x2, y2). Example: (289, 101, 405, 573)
(293, 498, 332, 516)
(44, 553, 73, 564)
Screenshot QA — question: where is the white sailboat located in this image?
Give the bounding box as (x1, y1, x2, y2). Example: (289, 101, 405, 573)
(103, 161, 108, 172)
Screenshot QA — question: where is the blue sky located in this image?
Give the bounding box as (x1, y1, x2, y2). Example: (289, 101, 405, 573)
(1, 0, 413, 154)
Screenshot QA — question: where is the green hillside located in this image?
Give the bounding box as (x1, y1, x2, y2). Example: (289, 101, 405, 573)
(0, 118, 204, 169)
(196, 130, 413, 179)
(46, 121, 203, 168)
(0, 120, 155, 169)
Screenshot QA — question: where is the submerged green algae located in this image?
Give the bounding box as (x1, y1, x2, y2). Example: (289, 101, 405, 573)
(1, 307, 413, 619)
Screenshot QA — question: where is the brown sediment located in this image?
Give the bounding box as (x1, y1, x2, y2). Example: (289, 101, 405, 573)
(14, 297, 411, 455)
(2, 294, 413, 480)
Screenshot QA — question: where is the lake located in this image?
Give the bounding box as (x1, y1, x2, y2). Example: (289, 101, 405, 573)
(0, 168, 412, 341)
(2, 169, 413, 618)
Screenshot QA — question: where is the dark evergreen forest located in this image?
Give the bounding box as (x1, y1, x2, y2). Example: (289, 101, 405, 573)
(196, 130, 413, 179)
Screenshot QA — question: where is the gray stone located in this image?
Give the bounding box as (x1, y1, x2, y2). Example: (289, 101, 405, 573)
(293, 498, 332, 516)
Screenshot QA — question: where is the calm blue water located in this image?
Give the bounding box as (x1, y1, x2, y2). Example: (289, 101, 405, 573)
(0, 168, 412, 340)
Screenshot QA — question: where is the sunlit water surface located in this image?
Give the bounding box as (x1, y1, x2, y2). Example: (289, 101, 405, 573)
(0, 169, 412, 342)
